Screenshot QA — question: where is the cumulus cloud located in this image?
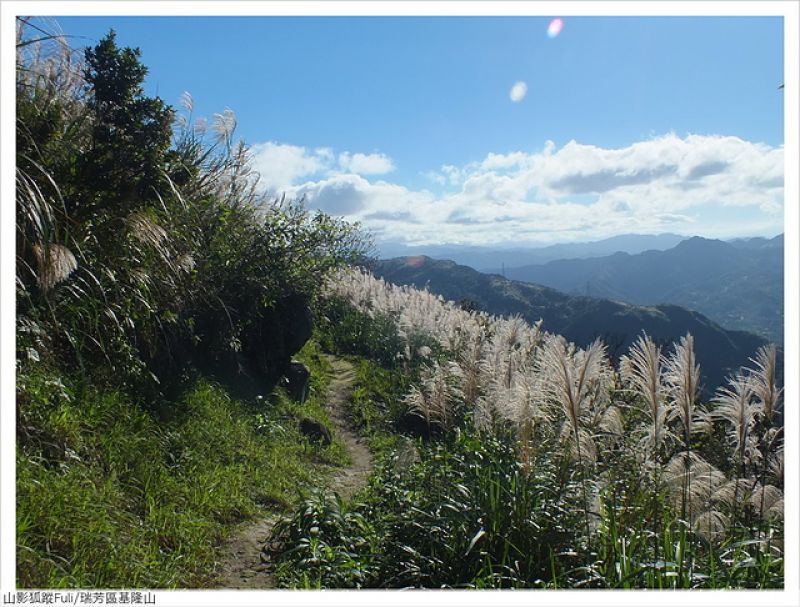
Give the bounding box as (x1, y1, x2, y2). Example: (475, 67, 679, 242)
(509, 81, 528, 102)
(338, 152, 395, 175)
(249, 142, 395, 191)
(254, 133, 783, 246)
(249, 142, 329, 187)
(293, 174, 369, 215)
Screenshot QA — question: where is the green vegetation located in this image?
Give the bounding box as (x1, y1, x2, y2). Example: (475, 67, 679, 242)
(16, 21, 365, 588)
(272, 271, 783, 589)
(15, 19, 783, 592)
(17, 24, 368, 398)
(17, 361, 344, 588)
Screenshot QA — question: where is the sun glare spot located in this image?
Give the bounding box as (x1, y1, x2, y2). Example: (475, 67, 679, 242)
(509, 81, 528, 102)
(547, 18, 564, 39)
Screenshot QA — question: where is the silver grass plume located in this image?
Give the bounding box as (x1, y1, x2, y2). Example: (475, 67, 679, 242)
(540, 335, 609, 457)
(540, 335, 608, 540)
(621, 333, 670, 460)
(692, 510, 729, 545)
(212, 108, 237, 147)
(663, 451, 725, 522)
(180, 91, 194, 113)
(404, 362, 464, 432)
(31, 244, 77, 292)
(664, 333, 703, 442)
(557, 421, 598, 464)
(457, 336, 485, 409)
(712, 373, 760, 473)
(125, 211, 177, 275)
(126, 211, 168, 249)
(748, 344, 782, 424)
(743, 344, 782, 525)
(502, 369, 550, 472)
(749, 484, 783, 522)
(709, 477, 760, 527)
(768, 448, 783, 486)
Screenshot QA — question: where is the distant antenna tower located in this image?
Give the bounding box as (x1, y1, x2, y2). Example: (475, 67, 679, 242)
(502, 262, 506, 278)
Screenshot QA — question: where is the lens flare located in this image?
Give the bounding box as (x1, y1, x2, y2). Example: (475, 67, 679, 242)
(547, 18, 564, 39)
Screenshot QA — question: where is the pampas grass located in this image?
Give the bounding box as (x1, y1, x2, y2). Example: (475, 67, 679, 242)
(712, 374, 760, 475)
(748, 344, 781, 423)
(621, 334, 671, 460)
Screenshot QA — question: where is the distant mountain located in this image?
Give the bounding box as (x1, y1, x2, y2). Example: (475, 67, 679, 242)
(370, 256, 771, 395)
(378, 233, 687, 271)
(496, 235, 783, 343)
(727, 233, 784, 250)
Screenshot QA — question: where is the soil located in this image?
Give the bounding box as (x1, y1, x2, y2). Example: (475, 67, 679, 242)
(213, 356, 372, 589)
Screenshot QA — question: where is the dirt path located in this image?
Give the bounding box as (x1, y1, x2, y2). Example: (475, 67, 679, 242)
(214, 356, 371, 588)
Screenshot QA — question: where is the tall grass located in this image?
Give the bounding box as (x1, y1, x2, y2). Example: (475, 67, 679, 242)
(282, 269, 785, 589)
(16, 341, 345, 588)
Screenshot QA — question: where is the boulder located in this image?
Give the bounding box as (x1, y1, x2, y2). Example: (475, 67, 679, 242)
(283, 361, 310, 403)
(243, 293, 315, 385)
(397, 411, 432, 439)
(279, 293, 313, 359)
(299, 417, 332, 446)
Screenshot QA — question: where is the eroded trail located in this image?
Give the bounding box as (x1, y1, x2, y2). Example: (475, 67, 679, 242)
(214, 356, 371, 588)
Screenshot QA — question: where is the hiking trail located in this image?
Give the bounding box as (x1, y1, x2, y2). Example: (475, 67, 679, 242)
(214, 356, 371, 588)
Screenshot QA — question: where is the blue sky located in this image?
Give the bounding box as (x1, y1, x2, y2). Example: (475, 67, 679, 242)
(54, 15, 785, 247)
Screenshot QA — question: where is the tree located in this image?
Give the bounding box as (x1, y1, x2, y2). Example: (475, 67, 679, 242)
(76, 30, 174, 220)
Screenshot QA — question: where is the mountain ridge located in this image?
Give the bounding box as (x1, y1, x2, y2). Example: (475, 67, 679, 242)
(370, 255, 772, 394)
(377, 233, 688, 271)
(493, 235, 783, 343)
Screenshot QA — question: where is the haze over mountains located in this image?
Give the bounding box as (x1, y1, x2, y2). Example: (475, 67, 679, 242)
(378, 233, 687, 271)
(370, 255, 774, 395)
(493, 234, 783, 344)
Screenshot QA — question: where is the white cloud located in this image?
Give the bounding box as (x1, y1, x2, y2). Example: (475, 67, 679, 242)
(509, 81, 528, 102)
(253, 133, 783, 247)
(338, 152, 395, 175)
(293, 174, 370, 215)
(249, 142, 395, 190)
(249, 142, 329, 189)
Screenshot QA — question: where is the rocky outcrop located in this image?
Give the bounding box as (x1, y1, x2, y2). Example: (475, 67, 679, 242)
(282, 361, 310, 403)
(298, 417, 332, 445)
(243, 293, 314, 385)
(193, 292, 315, 397)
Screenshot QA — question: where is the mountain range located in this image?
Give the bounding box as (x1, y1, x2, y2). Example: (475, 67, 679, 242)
(377, 233, 687, 271)
(370, 255, 774, 395)
(493, 235, 783, 343)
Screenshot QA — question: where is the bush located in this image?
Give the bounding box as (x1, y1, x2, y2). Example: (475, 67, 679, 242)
(274, 427, 587, 588)
(16, 22, 370, 399)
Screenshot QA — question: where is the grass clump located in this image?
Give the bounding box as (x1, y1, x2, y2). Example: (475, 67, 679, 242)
(16, 359, 342, 588)
(273, 428, 585, 588)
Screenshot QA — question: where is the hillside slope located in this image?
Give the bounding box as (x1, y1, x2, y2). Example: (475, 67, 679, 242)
(497, 235, 783, 343)
(371, 256, 769, 393)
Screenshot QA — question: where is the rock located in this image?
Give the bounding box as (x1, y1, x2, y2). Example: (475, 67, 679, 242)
(279, 294, 313, 359)
(240, 292, 315, 387)
(283, 361, 310, 403)
(299, 417, 332, 446)
(397, 411, 432, 439)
